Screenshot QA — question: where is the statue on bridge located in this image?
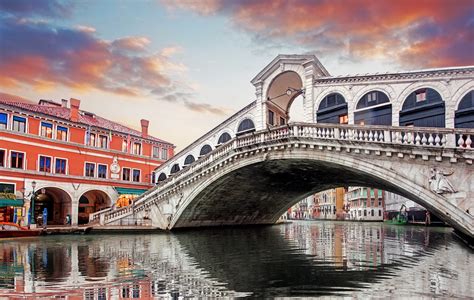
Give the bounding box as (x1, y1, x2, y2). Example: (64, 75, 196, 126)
(429, 168, 457, 194)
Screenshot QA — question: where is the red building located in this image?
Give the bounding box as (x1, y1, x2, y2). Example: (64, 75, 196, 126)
(0, 94, 174, 226)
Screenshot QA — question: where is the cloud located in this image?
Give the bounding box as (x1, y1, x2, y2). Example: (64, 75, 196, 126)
(0, 15, 226, 115)
(163, 0, 474, 68)
(0, 0, 72, 18)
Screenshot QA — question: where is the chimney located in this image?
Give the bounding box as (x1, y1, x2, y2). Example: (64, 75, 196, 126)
(70, 98, 81, 122)
(140, 119, 149, 137)
(61, 99, 68, 108)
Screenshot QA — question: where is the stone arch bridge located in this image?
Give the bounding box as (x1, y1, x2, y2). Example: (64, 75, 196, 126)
(90, 54, 474, 238)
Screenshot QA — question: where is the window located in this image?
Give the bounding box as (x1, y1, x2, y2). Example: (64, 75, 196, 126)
(88, 133, 96, 147)
(98, 164, 107, 178)
(98, 135, 108, 149)
(152, 146, 160, 158)
(40, 122, 53, 138)
(379, 210, 382, 216)
(85, 163, 95, 177)
(0, 149, 5, 167)
(132, 142, 141, 155)
(280, 117, 286, 125)
(122, 168, 131, 181)
(57, 126, 68, 141)
(364, 209, 367, 216)
(268, 110, 274, 125)
(161, 148, 168, 160)
(416, 89, 427, 102)
(367, 92, 377, 102)
(133, 169, 140, 182)
(0, 113, 7, 129)
(122, 139, 128, 152)
(39, 156, 52, 172)
(10, 151, 24, 169)
(339, 114, 348, 124)
(55, 158, 67, 174)
(12, 116, 26, 133)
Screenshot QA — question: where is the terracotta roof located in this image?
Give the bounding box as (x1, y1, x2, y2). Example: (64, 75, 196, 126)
(0, 95, 173, 146)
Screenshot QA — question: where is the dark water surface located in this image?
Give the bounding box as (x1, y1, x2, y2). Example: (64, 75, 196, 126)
(0, 221, 472, 299)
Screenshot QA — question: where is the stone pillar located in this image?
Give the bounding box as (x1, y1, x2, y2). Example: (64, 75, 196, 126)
(71, 196, 79, 226)
(254, 82, 265, 131)
(445, 95, 455, 129)
(303, 64, 315, 123)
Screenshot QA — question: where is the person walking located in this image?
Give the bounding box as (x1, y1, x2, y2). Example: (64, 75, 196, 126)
(42, 208, 48, 229)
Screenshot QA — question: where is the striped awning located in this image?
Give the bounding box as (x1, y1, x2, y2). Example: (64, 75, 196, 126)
(114, 187, 147, 196)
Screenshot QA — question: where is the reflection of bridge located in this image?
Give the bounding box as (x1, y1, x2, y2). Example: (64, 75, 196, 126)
(91, 54, 474, 237)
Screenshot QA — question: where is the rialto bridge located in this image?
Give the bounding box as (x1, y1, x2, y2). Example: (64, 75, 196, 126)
(90, 54, 474, 238)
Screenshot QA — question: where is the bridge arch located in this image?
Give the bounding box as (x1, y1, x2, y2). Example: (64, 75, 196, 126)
(399, 87, 446, 127)
(184, 154, 196, 166)
(199, 144, 213, 157)
(170, 163, 181, 174)
(217, 131, 232, 145)
(157, 172, 167, 182)
(265, 71, 304, 126)
(455, 90, 474, 128)
(236, 117, 256, 135)
(354, 90, 392, 125)
(169, 147, 471, 235)
(315, 92, 348, 124)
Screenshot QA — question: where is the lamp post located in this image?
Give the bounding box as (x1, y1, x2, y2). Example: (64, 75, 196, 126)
(30, 181, 37, 225)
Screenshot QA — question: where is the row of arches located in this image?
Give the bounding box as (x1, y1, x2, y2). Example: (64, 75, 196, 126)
(317, 89, 474, 128)
(31, 187, 111, 225)
(157, 117, 257, 182)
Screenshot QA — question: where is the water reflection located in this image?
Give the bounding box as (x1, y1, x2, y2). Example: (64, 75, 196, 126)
(0, 221, 472, 298)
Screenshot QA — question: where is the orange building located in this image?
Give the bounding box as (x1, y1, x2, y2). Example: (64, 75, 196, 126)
(0, 94, 174, 226)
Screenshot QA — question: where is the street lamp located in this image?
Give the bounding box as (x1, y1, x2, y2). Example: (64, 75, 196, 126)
(30, 181, 37, 225)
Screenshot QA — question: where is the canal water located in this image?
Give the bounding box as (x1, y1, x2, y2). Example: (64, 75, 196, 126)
(0, 221, 472, 299)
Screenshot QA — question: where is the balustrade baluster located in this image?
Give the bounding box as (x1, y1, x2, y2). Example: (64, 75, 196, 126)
(428, 134, 434, 146)
(415, 132, 421, 145)
(466, 135, 472, 148)
(441, 134, 447, 146)
(369, 131, 373, 142)
(435, 134, 441, 146)
(363, 131, 368, 141)
(421, 133, 427, 145)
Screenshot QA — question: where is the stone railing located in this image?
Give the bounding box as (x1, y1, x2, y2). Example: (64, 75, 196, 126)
(93, 123, 474, 225)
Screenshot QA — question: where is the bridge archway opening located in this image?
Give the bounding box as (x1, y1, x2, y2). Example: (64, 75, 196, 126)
(199, 144, 213, 157)
(184, 154, 196, 166)
(236, 118, 255, 135)
(354, 91, 392, 125)
(317, 93, 348, 124)
(455, 90, 474, 128)
(217, 132, 232, 145)
(400, 88, 445, 127)
(33, 187, 71, 225)
(172, 156, 461, 233)
(78, 190, 111, 225)
(157, 172, 167, 182)
(170, 163, 181, 174)
(266, 71, 303, 127)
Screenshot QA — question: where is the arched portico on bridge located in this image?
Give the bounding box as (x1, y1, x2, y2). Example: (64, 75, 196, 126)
(33, 187, 72, 225)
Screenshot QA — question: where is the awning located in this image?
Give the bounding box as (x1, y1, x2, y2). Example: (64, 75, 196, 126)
(0, 198, 24, 208)
(114, 187, 148, 196)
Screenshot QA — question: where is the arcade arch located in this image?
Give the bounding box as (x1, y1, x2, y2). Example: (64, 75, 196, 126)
(399, 88, 445, 127)
(354, 91, 392, 125)
(78, 190, 111, 225)
(455, 90, 474, 128)
(316, 93, 348, 124)
(33, 187, 72, 225)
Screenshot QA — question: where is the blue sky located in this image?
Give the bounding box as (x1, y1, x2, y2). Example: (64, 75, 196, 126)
(1, 0, 473, 150)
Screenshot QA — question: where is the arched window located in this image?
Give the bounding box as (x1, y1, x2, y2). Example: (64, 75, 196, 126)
(199, 144, 212, 156)
(184, 154, 195, 165)
(355, 91, 392, 125)
(217, 132, 232, 144)
(317, 93, 348, 124)
(400, 88, 445, 127)
(455, 90, 474, 128)
(237, 118, 255, 135)
(157, 173, 167, 182)
(170, 164, 180, 174)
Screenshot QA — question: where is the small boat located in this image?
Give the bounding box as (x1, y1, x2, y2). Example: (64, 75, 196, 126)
(0, 222, 42, 238)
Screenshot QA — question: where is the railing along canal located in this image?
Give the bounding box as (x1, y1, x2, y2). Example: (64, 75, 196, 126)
(92, 123, 474, 225)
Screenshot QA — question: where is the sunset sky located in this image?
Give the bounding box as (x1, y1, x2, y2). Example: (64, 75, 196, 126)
(1, 0, 473, 150)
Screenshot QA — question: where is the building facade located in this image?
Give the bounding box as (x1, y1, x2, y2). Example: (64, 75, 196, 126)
(346, 187, 385, 221)
(0, 95, 174, 226)
(312, 188, 346, 220)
